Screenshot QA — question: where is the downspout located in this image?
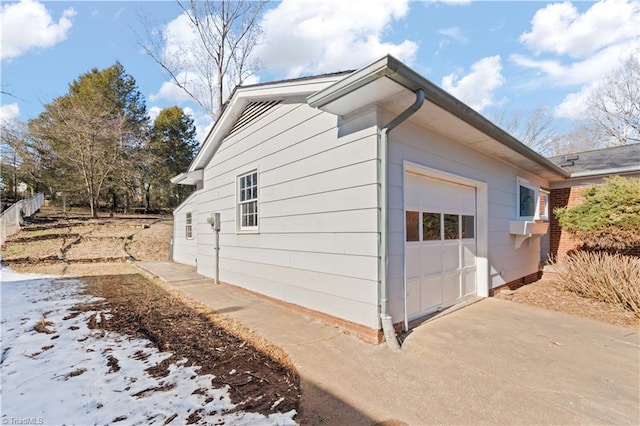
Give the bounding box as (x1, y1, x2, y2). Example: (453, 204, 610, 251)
(379, 88, 425, 349)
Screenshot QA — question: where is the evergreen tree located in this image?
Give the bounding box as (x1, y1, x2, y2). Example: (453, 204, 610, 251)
(147, 106, 198, 209)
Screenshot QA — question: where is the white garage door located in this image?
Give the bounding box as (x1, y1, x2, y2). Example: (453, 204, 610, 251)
(404, 172, 477, 322)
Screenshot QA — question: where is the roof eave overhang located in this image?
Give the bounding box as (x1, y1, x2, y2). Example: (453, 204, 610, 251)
(170, 169, 203, 186)
(308, 55, 571, 180)
(569, 165, 640, 179)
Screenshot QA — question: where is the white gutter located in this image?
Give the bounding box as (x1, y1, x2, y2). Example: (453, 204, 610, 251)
(569, 165, 640, 178)
(378, 88, 425, 349)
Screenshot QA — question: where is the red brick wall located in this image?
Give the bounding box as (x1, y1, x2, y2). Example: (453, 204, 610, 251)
(490, 271, 542, 296)
(549, 186, 586, 261)
(550, 185, 640, 260)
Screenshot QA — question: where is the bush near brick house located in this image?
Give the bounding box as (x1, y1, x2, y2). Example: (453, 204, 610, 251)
(553, 176, 640, 317)
(554, 176, 640, 250)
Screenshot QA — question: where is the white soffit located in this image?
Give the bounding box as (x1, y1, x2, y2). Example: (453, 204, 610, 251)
(316, 77, 407, 116)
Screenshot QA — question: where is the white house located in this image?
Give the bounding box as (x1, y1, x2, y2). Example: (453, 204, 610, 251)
(171, 55, 569, 344)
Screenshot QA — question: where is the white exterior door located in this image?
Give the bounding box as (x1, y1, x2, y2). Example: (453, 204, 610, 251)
(404, 172, 477, 322)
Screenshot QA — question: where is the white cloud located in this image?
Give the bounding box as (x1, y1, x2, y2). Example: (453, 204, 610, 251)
(182, 106, 214, 144)
(510, 42, 638, 87)
(148, 106, 162, 122)
(520, 0, 640, 58)
(0, 103, 20, 123)
(514, 0, 640, 119)
(441, 55, 505, 112)
(553, 82, 598, 119)
(149, 78, 195, 104)
(0, 0, 76, 61)
(438, 26, 468, 44)
(257, 0, 418, 78)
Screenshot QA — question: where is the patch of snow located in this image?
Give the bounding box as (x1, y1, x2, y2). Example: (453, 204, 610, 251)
(1, 267, 297, 425)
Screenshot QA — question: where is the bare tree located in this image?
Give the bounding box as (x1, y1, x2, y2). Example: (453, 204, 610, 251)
(492, 107, 558, 155)
(142, 0, 266, 118)
(586, 54, 640, 146)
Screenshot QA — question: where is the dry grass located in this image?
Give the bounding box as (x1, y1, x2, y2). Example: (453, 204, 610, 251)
(34, 316, 55, 334)
(496, 275, 639, 328)
(555, 251, 640, 317)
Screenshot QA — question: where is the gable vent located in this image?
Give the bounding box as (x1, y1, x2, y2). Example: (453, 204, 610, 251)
(229, 100, 282, 136)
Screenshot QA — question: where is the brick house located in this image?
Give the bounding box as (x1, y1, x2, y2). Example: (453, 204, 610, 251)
(546, 143, 640, 261)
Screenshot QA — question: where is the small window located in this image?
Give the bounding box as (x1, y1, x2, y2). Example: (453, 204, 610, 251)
(461, 215, 475, 239)
(185, 212, 193, 240)
(406, 211, 419, 242)
(422, 212, 440, 241)
(238, 170, 258, 231)
(517, 178, 540, 220)
(444, 214, 459, 240)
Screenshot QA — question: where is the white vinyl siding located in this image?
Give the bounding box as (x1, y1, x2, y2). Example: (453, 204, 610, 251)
(194, 101, 380, 329)
(172, 192, 198, 266)
(387, 117, 549, 322)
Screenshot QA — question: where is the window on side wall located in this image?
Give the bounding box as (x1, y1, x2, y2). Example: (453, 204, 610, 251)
(238, 170, 258, 232)
(185, 212, 193, 239)
(517, 177, 539, 220)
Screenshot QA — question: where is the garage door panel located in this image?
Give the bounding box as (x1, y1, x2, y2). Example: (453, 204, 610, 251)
(441, 273, 460, 307)
(421, 245, 443, 275)
(419, 178, 443, 211)
(406, 279, 421, 319)
(462, 242, 476, 267)
(421, 276, 442, 312)
(406, 245, 422, 278)
(441, 244, 459, 272)
(459, 186, 476, 213)
(462, 270, 476, 297)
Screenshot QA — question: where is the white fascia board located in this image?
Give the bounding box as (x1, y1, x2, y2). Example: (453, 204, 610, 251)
(189, 76, 345, 173)
(309, 54, 570, 180)
(170, 169, 204, 185)
(569, 166, 640, 178)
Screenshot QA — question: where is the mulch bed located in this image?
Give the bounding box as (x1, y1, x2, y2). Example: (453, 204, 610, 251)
(69, 274, 301, 420)
(495, 275, 639, 328)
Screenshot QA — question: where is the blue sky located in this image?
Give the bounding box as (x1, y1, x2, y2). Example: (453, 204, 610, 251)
(1, 0, 639, 142)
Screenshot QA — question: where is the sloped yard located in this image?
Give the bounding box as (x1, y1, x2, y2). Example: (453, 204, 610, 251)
(1, 208, 301, 424)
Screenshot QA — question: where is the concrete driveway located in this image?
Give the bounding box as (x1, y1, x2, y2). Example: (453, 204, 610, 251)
(137, 262, 640, 425)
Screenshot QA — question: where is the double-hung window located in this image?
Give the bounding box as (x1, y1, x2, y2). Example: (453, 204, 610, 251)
(238, 170, 258, 231)
(185, 212, 193, 239)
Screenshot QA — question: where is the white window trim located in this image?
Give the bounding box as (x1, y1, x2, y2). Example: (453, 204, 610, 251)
(236, 168, 259, 233)
(516, 177, 540, 221)
(539, 189, 550, 222)
(185, 211, 194, 240)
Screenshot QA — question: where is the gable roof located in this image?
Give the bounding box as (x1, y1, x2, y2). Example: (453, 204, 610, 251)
(176, 72, 350, 182)
(174, 55, 572, 186)
(547, 144, 640, 178)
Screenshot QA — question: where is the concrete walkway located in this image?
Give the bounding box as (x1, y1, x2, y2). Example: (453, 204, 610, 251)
(136, 261, 640, 425)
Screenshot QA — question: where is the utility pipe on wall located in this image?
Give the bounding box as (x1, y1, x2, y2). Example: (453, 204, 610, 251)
(379, 88, 425, 349)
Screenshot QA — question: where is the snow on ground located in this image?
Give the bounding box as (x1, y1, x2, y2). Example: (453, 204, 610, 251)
(0, 267, 296, 425)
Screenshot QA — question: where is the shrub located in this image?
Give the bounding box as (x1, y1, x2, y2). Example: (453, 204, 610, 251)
(556, 251, 640, 317)
(554, 176, 640, 250)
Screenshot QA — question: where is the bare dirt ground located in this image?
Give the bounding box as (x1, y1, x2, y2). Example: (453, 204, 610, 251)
(495, 274, 639, 328)
(1, 206, 301, 422)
